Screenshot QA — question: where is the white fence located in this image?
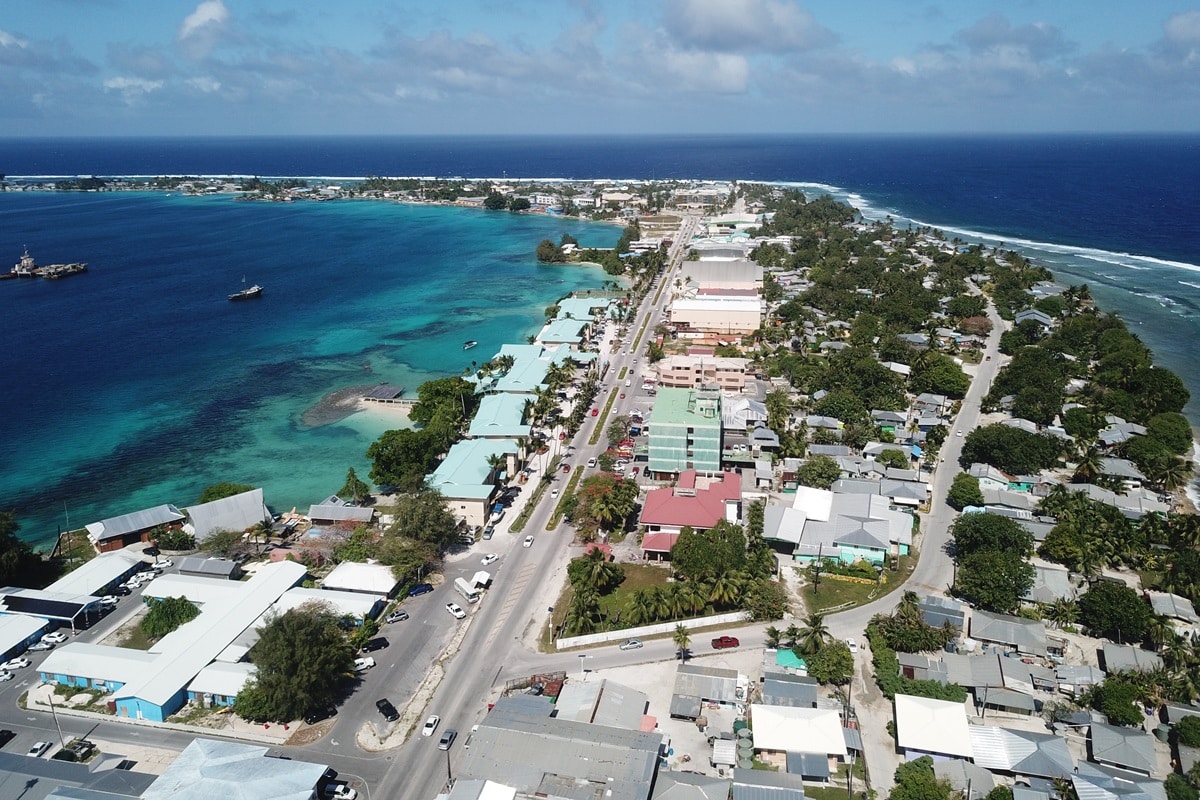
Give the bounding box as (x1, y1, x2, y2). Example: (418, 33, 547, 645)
(555, 610, 751, 650)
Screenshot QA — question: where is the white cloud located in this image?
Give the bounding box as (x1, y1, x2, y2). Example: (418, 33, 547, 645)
(661, 0, 834, 54)
(0, 28, 29, 49)
(103, 76, 165, 103)
(187, 76, 221, 92)
(178, 0, 230, 59)
(1164, 10, 1200, 45)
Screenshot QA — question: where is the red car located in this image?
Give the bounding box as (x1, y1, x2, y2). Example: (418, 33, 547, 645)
(711, 636, 740, 650)
(591, 408, 599, 417)
(562, 463, 571, 474)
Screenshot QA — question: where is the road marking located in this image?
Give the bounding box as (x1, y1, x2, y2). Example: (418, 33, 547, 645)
(484, 564, 535, 648)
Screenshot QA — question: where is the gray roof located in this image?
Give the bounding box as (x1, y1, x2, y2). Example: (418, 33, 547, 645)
(785, 751, 830, 780)
(970, 610, 1049, 656)
(934, 760, 996, 800)
(86, 503, 185, 543)
(1165, 702, 1200, 724)
(178, 557, 239, 578)
(731, 768, 807, 800)
(1100, 643, 1163, 674)
(460, 695, 662, 800)
(554, 678, 648, 731)
(184, 488, 271, 543)
(1024, 562, 1077, 604)
(652, 772, 732, 800)
(674, 664, 740, 704)
(761, 677, 818, 708)
(307, 502, 374, 522)
(1089, 723, 1156, 775)
(1147, 592, 1200, 623)
(920, 595, 966, 630)
(979, 686, 1039, 713)
(142, 738, 329, 800)
(0, 752, 157, 800)
(1073, 762, 1167, 800)
(970, 726, 1074, 778)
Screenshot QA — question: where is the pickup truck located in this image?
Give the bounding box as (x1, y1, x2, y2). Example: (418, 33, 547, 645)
(711, 636, 740, 650)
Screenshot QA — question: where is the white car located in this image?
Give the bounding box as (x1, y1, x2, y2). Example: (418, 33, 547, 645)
(27, 741, 52, 757)
(27, 641, 54, 652)
(322, 783, 358, 800)
(422, 714, 441, 736)
(353, 657, 376, 672)
(153, 558, 174, 569)
(550, 489, 559, 499)
(523, 535, 534, 548)
(846, 638, 859, 654)
(0, 670, 12, 682)
(99, 595, 119, 606)
(3, 656, 31, 670)
(481, 554, 499, 566)
(619, 639, 643, 651)
(41, 631, 68, 644)
(446, 603, 466, 620)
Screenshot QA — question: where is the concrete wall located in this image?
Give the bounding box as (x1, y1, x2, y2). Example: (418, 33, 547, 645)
(556, 610, 751, 650)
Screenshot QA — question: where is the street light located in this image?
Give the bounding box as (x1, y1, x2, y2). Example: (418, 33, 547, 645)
(578, 653, 591, 681)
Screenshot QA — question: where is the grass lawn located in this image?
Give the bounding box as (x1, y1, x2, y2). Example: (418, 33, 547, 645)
(597, 564, 672, 623)
(119, 625, 156, 651)
(800, 553, 915, 614)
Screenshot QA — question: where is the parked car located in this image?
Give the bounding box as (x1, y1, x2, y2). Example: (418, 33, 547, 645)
(321, 782, 358, 800)
(27, 642, 53, 652)
(99, 595, 119, 606)
(385, 609, 409, 623)
(590, 408, 599, 416)
(41, 632, 68, 644)
(408, 583, 434, 597)
(446, 603, 466, 620)
(353, 657, 376, 672)
(113, 586, 132, 596)
(152, 559, 174, 570)
(482, 525, 494, 540)
(0, 729, 14, 749)
(619, 639, 643, 651)
(438, 728, 458, 750)
(481, 554, 499, 566)
(523, 535, 534, 548)
(2, 657, 31, 670)
(586, 458, 597, 468)
(27, 741, 52, 757)
(845, 638, 858, 654)
(361, 637, 389, 652)
(421, 715, 441, 737)
(143, 546, 161, 557)
(304, 706, 337, 725)
(0, 671, 12, 682)
(711, 636, 740, 650)
(376, 699, 399, 722)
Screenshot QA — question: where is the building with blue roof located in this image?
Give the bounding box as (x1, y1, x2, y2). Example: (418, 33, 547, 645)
(469, 393, 534, 439)
(427, 438, 520, 527)
(538, 317, 589, 348)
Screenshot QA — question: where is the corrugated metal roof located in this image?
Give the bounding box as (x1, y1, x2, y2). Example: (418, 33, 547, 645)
(183, 489, 270, 542)
(86, 504, 184, 543)
(141, 739, 328, 800)
(674, 664, 740, 704)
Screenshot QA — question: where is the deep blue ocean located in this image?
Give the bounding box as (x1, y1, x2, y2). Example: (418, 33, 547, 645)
(1, 134, 1198, 549)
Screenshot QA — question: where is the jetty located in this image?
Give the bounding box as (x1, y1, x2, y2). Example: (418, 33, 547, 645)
(361, 384, 409, 405)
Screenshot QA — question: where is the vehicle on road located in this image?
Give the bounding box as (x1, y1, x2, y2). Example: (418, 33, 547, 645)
(304, 706, 336, 725)
(385, 609, 409, 623)
(551, 489, 559, 498)
(2, 657, 31, 670)
(361, 637, 389, 652)
(481, 554, 499, 566)
(523, 535, 534, 548)
(28, 741, 52, 757)
(446, 603, 467, 619)
(619, 639, 643, 650)
(711, 636, 740, 650)
(376, 699, 399, 722)
(438, 728, 458, 750)
(153, 559, 174, 569)
(321, 782, 358, 800)
(482, 525, 494, 540)
(422, 715, 441, 737)
(408, 583, 434, 597)
(41, 632, 67, 644)
(846, 638, 858, 654)
(100, 595, 119, 606)
(113, 586, 132, 596)
(591, 408, 599, 416)
(0, 671, 12, 682)
(27, 642, 53, 652)
(586, 458, 596, 468)
(354, 657, 376, 671)
(562, 463, 571, 473)
(956, 430, 962, 436)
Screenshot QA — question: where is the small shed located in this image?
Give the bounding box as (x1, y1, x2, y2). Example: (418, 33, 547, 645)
(178, 557, 242, 581)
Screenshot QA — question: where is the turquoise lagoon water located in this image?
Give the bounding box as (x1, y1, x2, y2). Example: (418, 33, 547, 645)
(0, 192, 617, 548)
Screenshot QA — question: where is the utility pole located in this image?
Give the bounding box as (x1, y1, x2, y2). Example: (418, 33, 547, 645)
(445, 745, 453, 787)
(47, 693, 67, 748)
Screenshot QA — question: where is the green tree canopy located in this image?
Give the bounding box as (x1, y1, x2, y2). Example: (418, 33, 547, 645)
(807, 639, 854, 685)
(141, 596, 200, 639)
(958, 424, 1061, 475)
(946, 473, 984, 511)
(1147, 412, 1194, 454)
(797, 454, 842, 489)
(949, 513, 1034, 558)
(1078, 581, 1152, 643)
(366, 427, 443, 491)
(890, 756, 953, 800)
(877, 449, 910, 470)
(671, 520, 748, 582)
(338, 467, 371, 504)
(0, 512, 55, 588)
(198, 482, 253, 504)
(953, 549, 1035, 614)
(385, 487, 464, 553)
(910, 353, 970, 399)
(483, 193, 507, 210)
(234, 605, 355, 723)
(536, 239, 565, 262)
(1088, 677, 1143, 726)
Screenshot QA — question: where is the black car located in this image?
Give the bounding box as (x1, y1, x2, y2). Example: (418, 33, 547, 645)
(0, 729, 14, 749)
(376, 698, 399, 722)
(362, 637, 389, 652)
(144, 546, 160, 557)
(304, 706, 336, 725)
(113, 586, 132, 596)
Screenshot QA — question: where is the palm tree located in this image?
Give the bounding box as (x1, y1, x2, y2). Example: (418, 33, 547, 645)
(673, 623, 691, 659)
(796, 612, 830, 655)
(783, 624, 802, 649)
(764, 626, 783, 649)
(649, 586, 674, 622)
(677, 581, 708, 616)
(627, 588, 656, 626)
(1071, 445, 1104, 484)
(562, 588, 604, 636)
(1045, 599, 1078, 630)
(706, 571, 744, 608)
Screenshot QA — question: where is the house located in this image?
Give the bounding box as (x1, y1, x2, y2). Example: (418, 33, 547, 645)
(1014, 308, 1056, 329)
(141, 738, 331, 800)
(41, 551, 143, 597)
(1023, 561, 1078, 604)
(678, 259, 764, 291)
(1088, 723, 1157, 776)
(426, 438, 520, 527)
(321, 561, 400, 598)
(553, 678, 650, 731)
(722, 395, 768, 431)
(749, 704, 847, 769)
(1100, 643, 1163, 674)
(893, 694, 974, 760)
(919, 595, 967, 630)
(775, 487, 913, 565)
(647, 388, 722, 477)
(968, 726, 1075, 778)
(0, 614, 51, 660)
(640, 470, 741, 559)
(468, 392, 534, 439)
(85, 503, 186, 552)
(760, 675, 819, 708)
(968, 463, 1012, 492)
(969, 610, 1054, 657)
(177, 557, 242, 581)
(307, 496, 374, 526)
(1147, 591, 1200, 637)
(183, 488, 272, 544)
(670, 296, 762, 335)
(732, 768, 808, 800)
(672, 664, 745, 719)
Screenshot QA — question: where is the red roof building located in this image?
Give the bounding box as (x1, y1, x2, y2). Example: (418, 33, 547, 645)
(639, 470, 742, 561)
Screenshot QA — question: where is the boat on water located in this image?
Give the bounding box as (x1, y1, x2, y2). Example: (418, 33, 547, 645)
(463, 340, 478, 350)
(4, 247, 88, 280)
(228, 276, 264, 301)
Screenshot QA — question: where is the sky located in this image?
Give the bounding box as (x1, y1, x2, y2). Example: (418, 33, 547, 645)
(2, 0, 1199, 136)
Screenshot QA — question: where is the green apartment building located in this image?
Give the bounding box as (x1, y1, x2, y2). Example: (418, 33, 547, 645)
(647, 388, 723, 477)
